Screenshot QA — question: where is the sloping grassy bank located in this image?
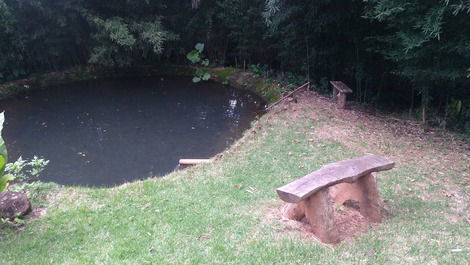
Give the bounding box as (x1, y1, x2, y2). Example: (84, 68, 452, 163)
(0, 69, 468, 265)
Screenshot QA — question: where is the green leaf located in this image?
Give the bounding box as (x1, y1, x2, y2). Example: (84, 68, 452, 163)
(195, 43, 204, 53)
(0, 156, 6, 177)
(201, 59, 209, 66)
(202, 73, 211, 81)
(0, 112, 7, 176)
(0, 175, 14, 192)
(14, 217, 25, 224)
(195, 69, 204, 76)
(192, 77, 201, 83)
(0, 112, 9, 192)
(186, 50, 201, 64)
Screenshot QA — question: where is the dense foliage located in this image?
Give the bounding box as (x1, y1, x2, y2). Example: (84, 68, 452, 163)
(0, 0, 468, 131)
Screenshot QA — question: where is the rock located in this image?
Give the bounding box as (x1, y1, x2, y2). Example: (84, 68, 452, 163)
(0, 192, 32, 219)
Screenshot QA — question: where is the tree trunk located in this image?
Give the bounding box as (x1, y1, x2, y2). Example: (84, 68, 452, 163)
(421, 86, 429, 126)
(409, 86, 415, 117)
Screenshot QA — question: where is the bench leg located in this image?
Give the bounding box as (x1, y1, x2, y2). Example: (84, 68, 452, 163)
(282, 202, 305, 221)
(332, 87, 339, 101)
(329, 173, 382, 223)
(357, 173, 381, 223)
(338, 93, 347, 108)
(304, 188, 339, 243)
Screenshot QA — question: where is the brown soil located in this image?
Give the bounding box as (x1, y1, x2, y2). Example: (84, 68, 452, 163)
(26, 208, 47, 220)
(267, 200, 372, 245)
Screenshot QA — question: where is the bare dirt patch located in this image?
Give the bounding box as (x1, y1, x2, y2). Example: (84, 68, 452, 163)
(267, 200, 374, 245)
(26, 208, 47, 220)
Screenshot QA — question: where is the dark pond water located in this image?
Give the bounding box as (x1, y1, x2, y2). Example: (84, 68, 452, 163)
(0, 76, 265, 186)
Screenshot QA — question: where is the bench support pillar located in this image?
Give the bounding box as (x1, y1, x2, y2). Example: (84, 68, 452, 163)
(329, 173, 381, 223)
(304, 188, 340, 243)
(283, 202, 305, 221)
(357, 173, 381, 223)
(332, 87, 339, 101)
(337, 93, 347, 109)
(332, 87, 347, 109)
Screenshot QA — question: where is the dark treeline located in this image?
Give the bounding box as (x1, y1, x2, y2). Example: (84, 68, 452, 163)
(0, 0, 469, 131)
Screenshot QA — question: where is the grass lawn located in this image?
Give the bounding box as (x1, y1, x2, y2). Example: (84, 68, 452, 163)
(1, 85, 469, 264)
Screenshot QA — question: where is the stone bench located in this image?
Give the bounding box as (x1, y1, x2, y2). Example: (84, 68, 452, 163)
(276, 155, 395, 243)
(330, 81, 352, 108)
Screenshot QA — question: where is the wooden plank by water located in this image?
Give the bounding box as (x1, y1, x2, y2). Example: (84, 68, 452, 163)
(178, 159, 212, 165)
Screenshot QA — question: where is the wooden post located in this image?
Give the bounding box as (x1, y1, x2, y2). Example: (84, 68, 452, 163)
(338, 93, 347, 109)
(356, 173, 381, 223)
(332, 87, 339, 101)
(303, 188, 339, 243)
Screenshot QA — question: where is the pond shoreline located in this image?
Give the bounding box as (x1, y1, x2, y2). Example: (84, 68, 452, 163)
(0, 65, 287, 104)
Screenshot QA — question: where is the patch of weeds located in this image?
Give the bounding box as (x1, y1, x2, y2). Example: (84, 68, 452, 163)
(22, 181, 59, 208)
(2, 84, 24, 95)
(213, 67, 238, 80)
(334, 202, 345, 212)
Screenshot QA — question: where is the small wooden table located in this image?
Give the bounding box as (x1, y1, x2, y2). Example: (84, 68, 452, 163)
(276, 155, 395, 243)
(330, 81, 352, 109)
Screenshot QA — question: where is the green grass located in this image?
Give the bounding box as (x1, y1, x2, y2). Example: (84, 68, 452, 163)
(1, 95, 469, 264)
(211, 67, 289, 102)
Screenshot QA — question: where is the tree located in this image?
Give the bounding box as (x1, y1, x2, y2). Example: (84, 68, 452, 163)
(364, 0, 470, 124)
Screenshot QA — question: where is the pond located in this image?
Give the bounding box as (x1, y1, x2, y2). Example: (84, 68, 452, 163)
(0, 76, 265, 186)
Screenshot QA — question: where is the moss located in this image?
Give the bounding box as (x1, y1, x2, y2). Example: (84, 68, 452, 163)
(213, 67, 239, 80)
(210, 67, 288, 104)
(71, 70, 94, 81)
(149, 65, 196, 76)
(2, 84, 24, 95)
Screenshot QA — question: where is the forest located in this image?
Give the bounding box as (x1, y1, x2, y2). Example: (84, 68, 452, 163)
(0, 0, 469, 131)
